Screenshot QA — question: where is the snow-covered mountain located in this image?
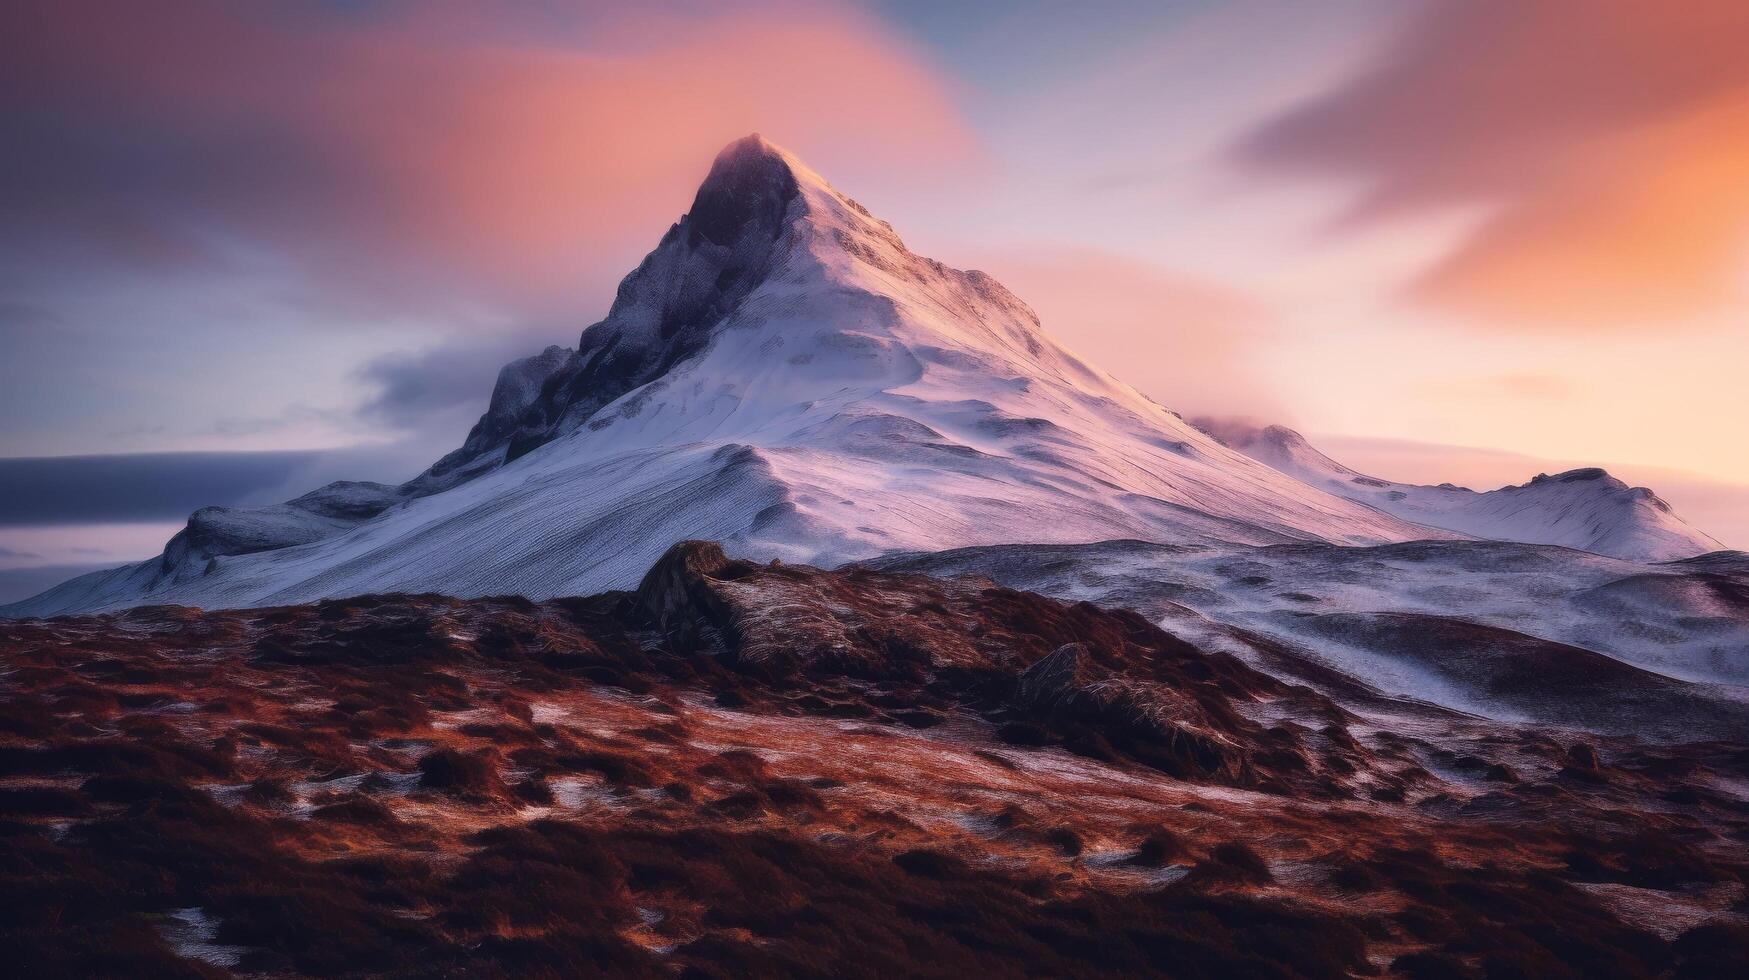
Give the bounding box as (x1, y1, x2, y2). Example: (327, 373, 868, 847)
(7, 135, 1449, 617)
(1193, 418, 1723, 562)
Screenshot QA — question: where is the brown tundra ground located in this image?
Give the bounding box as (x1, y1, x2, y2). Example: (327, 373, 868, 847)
(2, 542, 1746, 978)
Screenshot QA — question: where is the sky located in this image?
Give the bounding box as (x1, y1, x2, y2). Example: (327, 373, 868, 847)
(3, 0, 1748, 591)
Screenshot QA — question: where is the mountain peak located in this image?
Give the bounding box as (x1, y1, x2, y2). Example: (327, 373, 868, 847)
(687, 134, 809, 247)
(711, 132, 786, 169)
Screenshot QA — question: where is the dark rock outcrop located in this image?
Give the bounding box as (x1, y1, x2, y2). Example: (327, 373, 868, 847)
(634, 540, 742, 652)
(1013, 643, 1249, 782)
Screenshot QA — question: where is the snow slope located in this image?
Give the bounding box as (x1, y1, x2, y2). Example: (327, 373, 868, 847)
(872, 538, 1749, 737)
(6, 136, 1447, 617)
(1193, 418, 1723, 561)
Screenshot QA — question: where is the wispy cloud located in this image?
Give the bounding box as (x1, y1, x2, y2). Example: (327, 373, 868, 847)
(1237, 0, 1749, 326)
(2, 0, 980, 318)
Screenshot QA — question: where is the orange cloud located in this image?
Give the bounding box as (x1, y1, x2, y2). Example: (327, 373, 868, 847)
(2, 1, 980, 317)
(1239, 0, 1749, 326)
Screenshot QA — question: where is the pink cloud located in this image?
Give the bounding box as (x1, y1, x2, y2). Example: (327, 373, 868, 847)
(3, 1, 981, 317)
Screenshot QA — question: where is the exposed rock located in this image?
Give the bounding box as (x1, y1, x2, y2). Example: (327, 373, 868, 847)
(1012, 642, 1248, 781)
(1567, 742, 1602, 771)
(1015, 643, 1100, 709)
(418, 345, 573, 489)
(634, 539, 741, 651)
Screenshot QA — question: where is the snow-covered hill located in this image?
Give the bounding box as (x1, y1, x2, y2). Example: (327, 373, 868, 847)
(6, 136, 1446, 617)
(1193, 418, 1723, 561)
(872, 538, 1749, 737)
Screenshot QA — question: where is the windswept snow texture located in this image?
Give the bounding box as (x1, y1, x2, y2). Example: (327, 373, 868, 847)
(1193, 418, 1724, 562)
(6, 136, 1446, 617)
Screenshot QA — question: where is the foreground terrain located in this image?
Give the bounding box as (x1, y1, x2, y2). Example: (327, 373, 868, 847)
(3, 543, 1747, 977)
